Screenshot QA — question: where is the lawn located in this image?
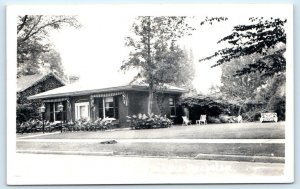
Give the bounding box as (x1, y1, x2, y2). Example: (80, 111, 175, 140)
(16, 122, 285, 161)
(20, 122, 285, 139)
(17, 141, 285, 158)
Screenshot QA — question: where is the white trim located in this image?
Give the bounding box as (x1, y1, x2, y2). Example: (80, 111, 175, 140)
(102, 98, 105, 118)
(75, 102, 90, 120)
(53, 103, 56, 121)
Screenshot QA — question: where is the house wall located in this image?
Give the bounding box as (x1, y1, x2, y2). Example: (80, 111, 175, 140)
(43, 96, 88, 123)
(94, 98, 100, 121)
(127, 91, 180, 117)
(17, 75, 64, 123)
(44, 101, 68, 123)
(128, 91, 149, 115)
(91, 96, 129, 127)
(45, 103, 51, 121)
(117, 95, 129, 127)
(154, 93, 173, 117)
(43, 91, 182, 127)
(67, 95, 129, 127)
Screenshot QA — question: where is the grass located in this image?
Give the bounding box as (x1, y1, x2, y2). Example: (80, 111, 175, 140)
(20, 122, 285, 139)
(16, 122, 285, 161)
(17, 141, 285, 158)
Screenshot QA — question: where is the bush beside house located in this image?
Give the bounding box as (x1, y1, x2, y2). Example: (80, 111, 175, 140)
(178, 94, 281, 123)
(126, 113, 173, 129)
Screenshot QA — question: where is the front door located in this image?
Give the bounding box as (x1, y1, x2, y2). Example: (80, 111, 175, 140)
(75, 102, 90, 120)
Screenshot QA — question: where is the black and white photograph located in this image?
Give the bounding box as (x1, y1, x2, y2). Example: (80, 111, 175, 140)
(7, 4, 294, 184)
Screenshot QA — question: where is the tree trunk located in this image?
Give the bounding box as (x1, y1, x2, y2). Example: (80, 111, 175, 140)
(156, 92, 164, 115)
(238, 105, 242, 115)
(148, 83, 154, 115)
(146, 16, 153, 115)
(238, 101, 246, 115)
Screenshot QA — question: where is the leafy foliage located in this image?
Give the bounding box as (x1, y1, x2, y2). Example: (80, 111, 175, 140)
(17, 48, 65, 77)
(199, 17, 287, 76)
(121, 16, 195, 114)
(17, 15, 81, 78)
(219, 55, 266, 102)
(218, 56, 286, 120)
(16, 104, 38, 124)
(198, 17, 287, 121)
(72, 118, 119, 131)
(255, 72, 286, 120)
(200, 17, 228, 25)
(234, 48, 286, 77)
(178, 94, 233, 116)
(17, 118, 44, 133)
(179, 93, 268, 122)
(126, 113, 172, 129)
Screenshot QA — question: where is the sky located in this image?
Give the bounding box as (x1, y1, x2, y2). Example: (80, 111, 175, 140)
(49, 14, 245, 94)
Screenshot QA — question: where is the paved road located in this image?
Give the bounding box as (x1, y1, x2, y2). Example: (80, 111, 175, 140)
(8, 153, 285, 185)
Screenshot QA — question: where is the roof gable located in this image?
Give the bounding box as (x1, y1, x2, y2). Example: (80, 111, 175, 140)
(17, 73, 65, 92)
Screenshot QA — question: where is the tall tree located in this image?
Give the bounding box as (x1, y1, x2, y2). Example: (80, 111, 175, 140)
(121, 16, 195, 114)
(219, 54, 266, 114)
(17, 15, 80, 78)
(38, 48, 65, 76)
(17, 47, 65, 77)
(169, 47, 196, 94)
(200, 17, 287, 119)
(199, 17, 286, 77)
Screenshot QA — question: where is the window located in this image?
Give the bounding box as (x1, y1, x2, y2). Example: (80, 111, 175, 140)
(75, 102, 90, 120)
(98, 96, 119, 119)
(49, 101, 67, 122)
(169, 97, 176, 117)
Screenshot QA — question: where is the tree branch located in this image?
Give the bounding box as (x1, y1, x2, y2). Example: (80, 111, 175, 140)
(22, 15, 43, 42)
(17, 15, 28, 34)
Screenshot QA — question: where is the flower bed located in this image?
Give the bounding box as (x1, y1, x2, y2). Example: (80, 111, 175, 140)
(69, 118, 119, 131)
(126, 113, 173, 130)
(16, 114, 171, 133)
(17, 117, 119, 133)
(17, 119, 43, 133)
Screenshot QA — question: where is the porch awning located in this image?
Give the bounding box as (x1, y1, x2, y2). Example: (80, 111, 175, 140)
(91, 91, 124, 98)
(43, 98, 69, 103)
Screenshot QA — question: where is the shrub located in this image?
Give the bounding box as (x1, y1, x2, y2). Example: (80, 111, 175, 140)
(219, 114, 237, 123)
(207, 116, 221, 124)
(72, 118, 119, 131)
(219, 114, 229, 123)
(17, 118, 43, 133)
(16, 104, 35, 123)
(126, 113, 172, 130)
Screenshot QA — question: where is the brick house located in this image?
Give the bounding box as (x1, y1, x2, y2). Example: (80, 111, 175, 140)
(17, 73, 65, 122)
(28, 80, 185, 127)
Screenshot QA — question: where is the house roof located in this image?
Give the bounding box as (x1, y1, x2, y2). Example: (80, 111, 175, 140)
(28, 78, 186, 100)
(17, 72, 65, 92)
